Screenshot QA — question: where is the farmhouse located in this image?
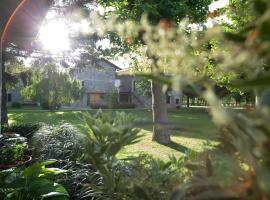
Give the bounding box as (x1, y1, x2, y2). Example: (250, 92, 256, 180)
(7, 59, 182, 108)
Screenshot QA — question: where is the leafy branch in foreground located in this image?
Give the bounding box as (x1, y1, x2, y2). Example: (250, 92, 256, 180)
(0, 160, 69, 200)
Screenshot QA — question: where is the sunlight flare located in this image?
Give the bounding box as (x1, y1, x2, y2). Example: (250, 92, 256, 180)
(39, 20, 70, 53)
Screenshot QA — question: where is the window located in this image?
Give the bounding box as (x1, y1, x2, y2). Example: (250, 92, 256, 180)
(7, 93, 12, 102)
(115, 79, 121, 88)
(81, 81, 85, 87)
(166, 95, 171, 104)
(175, 98, 180, 104)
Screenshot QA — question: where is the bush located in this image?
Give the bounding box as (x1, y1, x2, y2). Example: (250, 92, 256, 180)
(54, 160, 98, 200)
(11, 102, 22, 108)
(0, 134, 28, 165)
(32, 123, 83, 161)
(78, 111, 188, 199)
(2, 122, 42, 140)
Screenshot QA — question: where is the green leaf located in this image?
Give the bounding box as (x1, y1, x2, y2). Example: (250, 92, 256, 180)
(42, 192, 69, 200)
(23, 159, 57, 177)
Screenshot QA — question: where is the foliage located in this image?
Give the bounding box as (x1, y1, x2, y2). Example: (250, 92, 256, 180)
(32, 123, 83, 161)
(0, 134, 28, 165)
(222, 0, 256, 32)
(97, 0, 212, 24)
(80, 110, 143, 199)
(77, 110, 200, 199)
(82, 110, 143, 160)
(5, 57, 31, 89)
(22, 63, 84, 110)
(134, 78, 151, 96)
(123, 154, 185, 200)
(54, 161, 97, 200)
(90, 0, 214, 72)
(0, 160, 69, 200)
(2, 122, 42, 140)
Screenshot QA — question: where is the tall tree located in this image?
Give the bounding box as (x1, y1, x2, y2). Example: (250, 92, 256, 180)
(94, 0, 213, 143)
(22, 63, 84, 110)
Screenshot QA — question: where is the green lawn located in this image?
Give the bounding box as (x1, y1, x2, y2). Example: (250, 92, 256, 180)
(8, 107, 216, 160)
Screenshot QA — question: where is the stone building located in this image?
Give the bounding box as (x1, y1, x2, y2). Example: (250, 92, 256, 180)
(7, 59, 183, 108)
(70, 59, 121, 108)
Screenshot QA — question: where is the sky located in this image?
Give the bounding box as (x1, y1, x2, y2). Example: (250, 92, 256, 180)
(209, 0, 229, 12)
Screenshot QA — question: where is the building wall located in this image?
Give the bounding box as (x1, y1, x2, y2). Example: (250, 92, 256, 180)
(117, 75, 133, 93)
(7, 87, 23, 105)
(116, 73, 183, 108)
(70, 64, 116, 108)
(6, 81, 36, 105)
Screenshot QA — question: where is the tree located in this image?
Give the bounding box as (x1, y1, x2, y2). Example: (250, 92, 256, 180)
(22, 63, 83, 110)
(222, 0, 256, 32)
(1, 52, 8, 125)
(94, 0, 213, 143)
(0, 51, 26, 125)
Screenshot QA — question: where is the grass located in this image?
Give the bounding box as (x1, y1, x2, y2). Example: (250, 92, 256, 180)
(8, 107, 216, 159)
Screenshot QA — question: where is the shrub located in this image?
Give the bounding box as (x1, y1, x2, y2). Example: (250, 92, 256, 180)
(2, 122, 42, 140)
(31, 123, 83, 161)
(0, 134, 28, 165)
(11, 102, 22, 108)
(80, 110, 143, 199)
(54, 160, 98, 200)
(78, 111, 188, 199)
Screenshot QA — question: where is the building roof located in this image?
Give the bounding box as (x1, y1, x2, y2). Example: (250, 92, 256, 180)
(0, 0, 52, 50)
(99, 59, 122, 70)
(116, 68, 132, 76)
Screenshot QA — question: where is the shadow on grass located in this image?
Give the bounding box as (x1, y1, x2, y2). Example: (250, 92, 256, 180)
(162, 141, 197, 154)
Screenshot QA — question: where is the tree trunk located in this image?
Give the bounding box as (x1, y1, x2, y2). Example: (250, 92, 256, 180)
(1, 51, 8, 126)
(187, 96, 190, 107)
(151, 80, 170, 144)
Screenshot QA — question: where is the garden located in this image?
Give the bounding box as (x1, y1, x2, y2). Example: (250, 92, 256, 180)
(1, 0, 270, 200)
